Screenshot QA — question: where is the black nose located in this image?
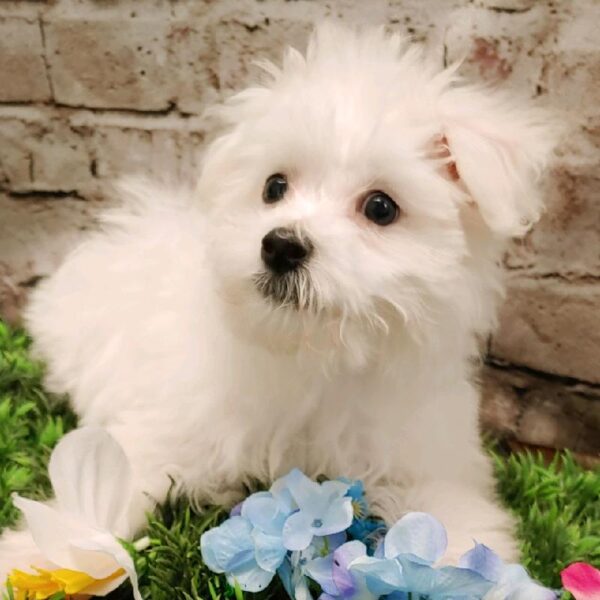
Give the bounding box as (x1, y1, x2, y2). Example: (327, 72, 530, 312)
(261, 228, 312, 274)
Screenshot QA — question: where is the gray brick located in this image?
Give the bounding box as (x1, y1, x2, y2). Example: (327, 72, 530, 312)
(492, 276, 600, 384)
(0, 17, 51, 102)
(44, 16, 173, 110)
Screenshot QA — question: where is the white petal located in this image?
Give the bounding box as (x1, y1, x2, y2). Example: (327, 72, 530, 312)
(76, 571, 128, 597)
(49, 427, 133, 534)
(73, 534, 142, 600)
(0, 528, 53, 586)
(13, 495, 126, 581)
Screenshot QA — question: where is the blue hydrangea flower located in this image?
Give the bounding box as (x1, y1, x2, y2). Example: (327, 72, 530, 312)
(459, 542, 557, 599)
(339, 479, 369, 521)
(339, 478, 387, 549)
(202, 471, 553, 600)
(349, 513, 494, 599)
(200, 516, 275, 592)
(201, 483, 296, 593)
(280, 469, 354, 551)
(305, 540, 379, 600)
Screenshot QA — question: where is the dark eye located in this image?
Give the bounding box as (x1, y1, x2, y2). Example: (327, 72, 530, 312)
(362, 191, 399, 226)
(263, 173, 288, 204)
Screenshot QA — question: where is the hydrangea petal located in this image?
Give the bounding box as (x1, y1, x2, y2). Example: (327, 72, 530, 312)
(48, 427, 133, 537)
(252, 529, 287, 573)
(283, 511, 315, 551)
(319, 497, 354, 536)
(278, 555, 314, 600)
(243, 493, 289, 535)
(271, 476, 297, 514)
(200, 529, 224, 573)
(459, 543, 504, 582)
(227, 563, 274, 593)
(349, 556, 404, 596)
(305, 555, 338, 595)
(200, 516, 254, 572)
(285, 469, 326, 515)
(332, 541, 367, 596)
(397, 558, 493, 597)
(384, 512, 447, 564)
(561, 563, 600, 600)
(321, 480, 351, 501)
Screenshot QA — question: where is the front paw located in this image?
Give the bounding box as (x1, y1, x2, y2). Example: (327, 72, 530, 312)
(369, 480, 519, 564)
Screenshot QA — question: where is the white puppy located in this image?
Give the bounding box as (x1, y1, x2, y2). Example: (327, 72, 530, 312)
(0, 24, 557, 577)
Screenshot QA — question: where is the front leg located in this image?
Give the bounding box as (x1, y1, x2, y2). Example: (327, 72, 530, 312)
(364, 378, 519, 564)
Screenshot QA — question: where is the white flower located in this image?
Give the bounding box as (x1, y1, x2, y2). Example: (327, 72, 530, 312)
(6, 427, 142, 600)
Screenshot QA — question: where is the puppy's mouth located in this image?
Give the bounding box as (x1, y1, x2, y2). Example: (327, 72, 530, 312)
(253, 269, 315, 311)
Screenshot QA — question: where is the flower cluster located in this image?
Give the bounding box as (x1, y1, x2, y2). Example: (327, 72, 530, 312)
(5, 435, 588, 600)
(200, 469, 558, 600)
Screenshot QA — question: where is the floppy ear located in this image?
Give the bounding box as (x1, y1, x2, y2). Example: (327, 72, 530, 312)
(440, 86, 559, 237)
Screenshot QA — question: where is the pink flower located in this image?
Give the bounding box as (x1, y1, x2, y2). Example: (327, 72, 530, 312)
(561, 562, 600, 600)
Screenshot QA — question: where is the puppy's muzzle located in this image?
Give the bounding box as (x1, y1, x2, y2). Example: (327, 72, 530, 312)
(261, 227, 313, 274)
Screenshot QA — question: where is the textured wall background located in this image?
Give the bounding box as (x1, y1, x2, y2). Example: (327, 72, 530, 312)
(0, 0, 598, 458)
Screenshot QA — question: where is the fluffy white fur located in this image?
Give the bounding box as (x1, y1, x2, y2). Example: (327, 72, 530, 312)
(0, 24, 558, 577)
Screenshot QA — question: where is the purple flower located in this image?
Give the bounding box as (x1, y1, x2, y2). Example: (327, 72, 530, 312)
(305, 540, 377, 600)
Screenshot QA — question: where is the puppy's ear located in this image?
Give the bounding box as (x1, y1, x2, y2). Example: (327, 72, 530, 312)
(440, 87, 560, 237)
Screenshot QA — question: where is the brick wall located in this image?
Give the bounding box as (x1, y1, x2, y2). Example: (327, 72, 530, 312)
(0, 0, 598, 457)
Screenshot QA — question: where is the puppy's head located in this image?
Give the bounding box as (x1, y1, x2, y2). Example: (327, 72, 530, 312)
(200, 24, 558, 358)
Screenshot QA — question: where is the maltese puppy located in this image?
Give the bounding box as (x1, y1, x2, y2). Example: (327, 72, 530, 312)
(0, 24, 557, 576)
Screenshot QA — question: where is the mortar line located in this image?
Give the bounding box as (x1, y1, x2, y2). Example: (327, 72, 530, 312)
(485, 357, 600, 393)
(38, 16, 55, 102)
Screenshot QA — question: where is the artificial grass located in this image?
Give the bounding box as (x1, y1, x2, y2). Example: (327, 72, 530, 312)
(0, 318, 598, 599)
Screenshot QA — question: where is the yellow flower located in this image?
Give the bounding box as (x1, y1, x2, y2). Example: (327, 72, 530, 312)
(8, 567, 126, 600)
(7, 568, 60, 600)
